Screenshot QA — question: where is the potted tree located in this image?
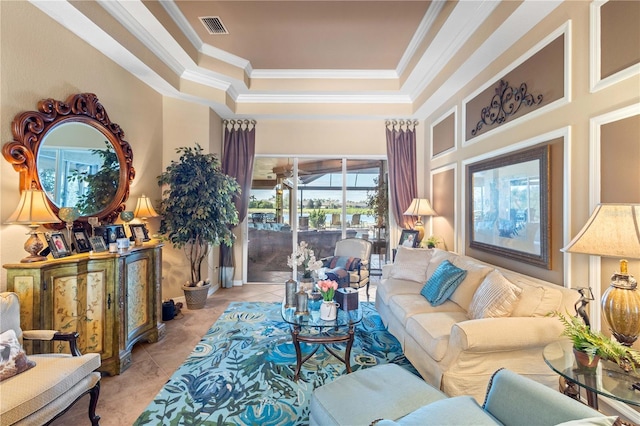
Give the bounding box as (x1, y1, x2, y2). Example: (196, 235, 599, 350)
(158, 144, 240, 309)
(366, 175, 388, 228)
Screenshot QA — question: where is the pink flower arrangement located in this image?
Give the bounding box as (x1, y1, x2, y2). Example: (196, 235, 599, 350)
(317, 280, 338, 302)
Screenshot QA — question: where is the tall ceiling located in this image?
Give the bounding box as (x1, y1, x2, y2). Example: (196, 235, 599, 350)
(32, 0, 561, 120)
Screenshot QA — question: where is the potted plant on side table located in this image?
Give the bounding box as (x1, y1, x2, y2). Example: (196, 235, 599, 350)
(158, 144, 240, 309)
(553, 311, 640, 371)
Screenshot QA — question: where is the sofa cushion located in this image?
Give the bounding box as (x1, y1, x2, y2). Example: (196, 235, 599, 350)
(0, 352, 100, 425)
(389, 295, 465, 327)
(425, 249, 457, 281)
(389, 247, 433, 283)
(0, 329, 36, 381)
(507, 274, 564, 317)
(377, 279, 424, 305)
(420, 260, 467, 306)
(395, 396, 498, 425)
(406, 312, 468, 361)
(449, 257, 494, 311)
(468, 270, 522, 319)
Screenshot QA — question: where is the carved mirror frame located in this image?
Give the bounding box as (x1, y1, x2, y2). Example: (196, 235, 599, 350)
(3, 93, 135, 226)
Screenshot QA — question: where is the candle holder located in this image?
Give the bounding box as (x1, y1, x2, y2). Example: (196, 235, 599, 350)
(294, 290, 309, 316)
(285, 279, 297, 308)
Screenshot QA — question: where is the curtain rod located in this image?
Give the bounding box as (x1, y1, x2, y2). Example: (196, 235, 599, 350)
(385, 119, 419, 130)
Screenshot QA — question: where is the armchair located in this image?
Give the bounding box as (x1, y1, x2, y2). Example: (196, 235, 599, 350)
(0, 292, 101, 426)
(324, 238, 373, 296)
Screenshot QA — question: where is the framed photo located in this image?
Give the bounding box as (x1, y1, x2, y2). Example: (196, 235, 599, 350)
(89, 236, 108, 253)
(94, 224, 127, 244)
(72, 228, 92, 253)
(399, 229, 419, 248)
(129, 224, 150, 242)
(47, 232, 71, 258)
(467, 145, 550, 268)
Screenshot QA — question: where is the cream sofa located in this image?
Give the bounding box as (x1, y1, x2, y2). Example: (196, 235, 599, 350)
(375, 247, 579, 403)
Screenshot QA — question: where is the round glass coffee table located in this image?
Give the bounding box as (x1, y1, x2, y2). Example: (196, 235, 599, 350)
(543, 340, 640, 409)
(281, 301, 363, 381)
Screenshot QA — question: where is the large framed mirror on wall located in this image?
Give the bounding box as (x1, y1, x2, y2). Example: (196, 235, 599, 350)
(3, 93, 135, 227)
(467, 145, 550, 269)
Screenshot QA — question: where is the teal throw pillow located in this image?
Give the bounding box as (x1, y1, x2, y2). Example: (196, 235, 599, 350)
(420, 260, 467, 306)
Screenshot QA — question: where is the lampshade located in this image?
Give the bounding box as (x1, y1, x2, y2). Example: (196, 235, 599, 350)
(562, 204, 640, 258)
(563, 203, 640, 346)
(403, 198, 437, 218)
(6, 188, 61, 263)
(134, 195, 159, 220)
(7, 189, 62, 225)
(403, 198, 437, 243)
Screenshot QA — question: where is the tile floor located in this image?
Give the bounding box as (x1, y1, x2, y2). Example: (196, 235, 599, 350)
(53, 279, 378, 426)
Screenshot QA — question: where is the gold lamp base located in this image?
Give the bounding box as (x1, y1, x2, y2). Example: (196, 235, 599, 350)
(601, 261, 640, 346)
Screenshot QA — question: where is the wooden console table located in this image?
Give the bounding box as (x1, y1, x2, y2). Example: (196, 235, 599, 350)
(3, 241, 165, 375)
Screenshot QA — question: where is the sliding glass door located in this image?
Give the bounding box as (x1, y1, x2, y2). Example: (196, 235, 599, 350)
(246, 157, 386, 283)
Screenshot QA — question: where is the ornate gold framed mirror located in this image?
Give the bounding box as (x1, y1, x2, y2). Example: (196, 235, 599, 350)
(3, 93, 135, 227)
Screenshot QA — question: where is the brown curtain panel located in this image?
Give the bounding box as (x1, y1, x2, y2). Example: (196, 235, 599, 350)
(220, 119, 256, 287)
(386, 120, 418, 229)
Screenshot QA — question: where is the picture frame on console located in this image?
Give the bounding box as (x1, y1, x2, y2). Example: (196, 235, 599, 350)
(467, 145, 550, 268)
(72, 228, 92, 253)
(89, 236, 107, 252)
(130, 223, 150, 242)
(47, 232, 71, 258)
(399, 229, 419, 248)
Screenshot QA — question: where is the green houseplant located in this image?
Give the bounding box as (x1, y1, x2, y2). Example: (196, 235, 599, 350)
(366, 175, 388, 228)
(553, 311, 640, 371)
(424, 235, 441, 249)
(158, 144, 240, 302)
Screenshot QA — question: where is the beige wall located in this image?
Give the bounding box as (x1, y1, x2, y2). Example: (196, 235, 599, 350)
(424, 0, 639, 306)
(0, 1, 164, 288)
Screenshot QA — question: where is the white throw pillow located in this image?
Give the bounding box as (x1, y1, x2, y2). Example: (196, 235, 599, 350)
(468, 270, 522, 319)
(554, 416, 618, 426)
(389, 247, 433, 283)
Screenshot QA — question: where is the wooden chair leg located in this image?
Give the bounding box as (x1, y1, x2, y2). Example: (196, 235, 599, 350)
(89, 381, 101, 426)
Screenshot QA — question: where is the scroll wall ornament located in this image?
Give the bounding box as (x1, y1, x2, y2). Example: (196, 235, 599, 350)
(471, 80, 543, 136)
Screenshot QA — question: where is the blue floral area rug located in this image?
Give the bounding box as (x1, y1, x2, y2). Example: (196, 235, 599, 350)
(134, 301, 415, 426)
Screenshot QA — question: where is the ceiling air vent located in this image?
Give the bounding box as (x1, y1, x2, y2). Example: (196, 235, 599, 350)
(199, 16, 228, 35)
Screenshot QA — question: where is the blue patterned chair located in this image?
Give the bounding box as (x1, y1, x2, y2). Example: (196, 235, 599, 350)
(322, 238, 373, 296)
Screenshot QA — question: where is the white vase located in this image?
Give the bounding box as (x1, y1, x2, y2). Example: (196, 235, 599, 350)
(320, 300, 338, 321)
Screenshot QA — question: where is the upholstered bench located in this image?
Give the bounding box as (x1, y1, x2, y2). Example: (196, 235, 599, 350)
(309, 364, 446, 425)
(310, 364, 615, 426)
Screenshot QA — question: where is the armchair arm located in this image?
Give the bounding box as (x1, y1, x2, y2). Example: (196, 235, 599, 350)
(23, 330, 82, 356)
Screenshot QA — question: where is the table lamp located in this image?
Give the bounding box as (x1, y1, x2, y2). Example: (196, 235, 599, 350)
(403, 198, 437, 243)
(562, 204, 640, 346)
(6, 185, 62, 262)
(134, 195, 159, 238)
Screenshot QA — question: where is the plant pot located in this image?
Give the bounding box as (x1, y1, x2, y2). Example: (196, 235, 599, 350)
(297, 274, 315, 292)
(573, 348, 600, 369)
(221, 266, 234, 288)
(320, 301, 338, 321)
(182, 284, 211, 310)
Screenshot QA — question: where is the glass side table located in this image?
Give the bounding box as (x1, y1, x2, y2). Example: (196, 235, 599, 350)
(543, 340, 640, 410)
